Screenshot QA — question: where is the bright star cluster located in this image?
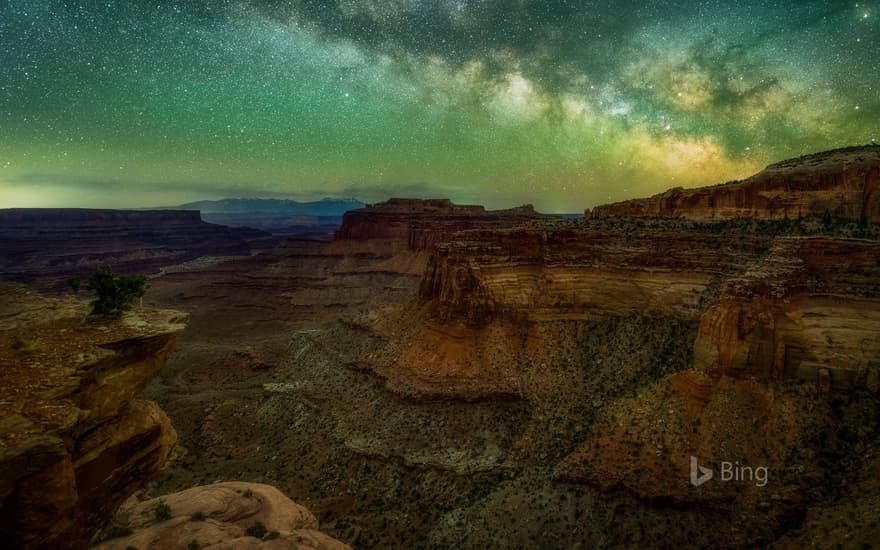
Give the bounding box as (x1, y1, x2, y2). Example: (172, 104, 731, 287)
(1, 1, 878, 211)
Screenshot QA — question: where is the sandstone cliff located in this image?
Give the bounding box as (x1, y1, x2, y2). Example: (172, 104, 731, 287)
(693, 236, 880, 390)
(0, 284, 187, 549)
(327, 199, 544, 274)
(592, 145, 880, 222)
(419, 221, 772, 325)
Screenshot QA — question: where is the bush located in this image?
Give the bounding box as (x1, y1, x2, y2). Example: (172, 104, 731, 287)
(191, 511, 206, 521)
(85, 268, 147, 317)
(154, 500, 172, 521)
(245, 521, 267, 539)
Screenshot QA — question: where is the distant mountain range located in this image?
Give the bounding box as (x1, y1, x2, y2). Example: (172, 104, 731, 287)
(158, 198, 365, 235)
(169, 197, 364, 217)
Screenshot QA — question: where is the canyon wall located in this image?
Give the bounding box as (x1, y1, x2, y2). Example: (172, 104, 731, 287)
(0, 284, 187, 549)
(592, 145, 880, 222)
(693, 237, 880, 391)
(331, 198, 543, 252)
(419, 222, 772, 325)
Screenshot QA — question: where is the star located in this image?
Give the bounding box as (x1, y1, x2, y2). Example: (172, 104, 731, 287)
(0, 0, 877, 211)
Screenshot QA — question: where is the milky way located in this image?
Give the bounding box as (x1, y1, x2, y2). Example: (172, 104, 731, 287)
(1, 1, 878, 211)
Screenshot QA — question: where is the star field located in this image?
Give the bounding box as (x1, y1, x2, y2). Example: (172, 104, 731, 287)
(1, 1, 878, 211)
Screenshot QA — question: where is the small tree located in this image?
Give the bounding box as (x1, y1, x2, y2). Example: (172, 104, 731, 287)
(86, 268, 147, 317)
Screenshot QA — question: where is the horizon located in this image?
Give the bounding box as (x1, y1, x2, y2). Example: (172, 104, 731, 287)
(2, 1, 878, 212)
(3, 142, 877, 215)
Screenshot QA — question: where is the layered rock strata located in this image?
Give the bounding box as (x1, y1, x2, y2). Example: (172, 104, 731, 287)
(0, 284, 188, 549)
(592, 145, 880, 222)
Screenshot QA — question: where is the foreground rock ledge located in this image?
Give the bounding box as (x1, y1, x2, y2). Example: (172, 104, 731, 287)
(95, 482, 350, 549)
(0, 284, 187, 549)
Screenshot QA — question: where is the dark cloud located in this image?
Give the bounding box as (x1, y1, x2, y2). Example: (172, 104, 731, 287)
(9, 173, 453, 205)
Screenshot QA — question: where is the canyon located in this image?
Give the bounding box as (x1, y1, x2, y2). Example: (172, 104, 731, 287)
(0, 209, 278, 289)
(1, 145, 879, 548)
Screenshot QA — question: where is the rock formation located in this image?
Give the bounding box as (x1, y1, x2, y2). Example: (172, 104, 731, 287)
(93, 482, 349, 549)
(328, 199, 544, 273)
(0, 208, 278, 288)
(592, 145, 880, 222)
(693, 237, 880, 390)
(419, 221, 772, 325)
(0, 284, 187, 549)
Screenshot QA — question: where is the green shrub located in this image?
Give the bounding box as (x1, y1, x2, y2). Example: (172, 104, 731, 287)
(154, 500, 172, 521)
(191, 511, 206, 521)
(86, 268, 147, 317)
(245, 521, 267, 539)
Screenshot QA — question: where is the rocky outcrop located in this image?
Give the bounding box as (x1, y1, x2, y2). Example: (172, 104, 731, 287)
(693, 237, 880, 391)
(592, 145, 880, 222)
(419, 221, 772, 325)
(93, 482, 349, 549)
(0, 284, 188, 549)
(0, 208, 279, 288)
(329, 199, 543, 267)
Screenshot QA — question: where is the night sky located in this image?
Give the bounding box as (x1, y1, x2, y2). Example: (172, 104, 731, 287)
(1, 1, 878, 212)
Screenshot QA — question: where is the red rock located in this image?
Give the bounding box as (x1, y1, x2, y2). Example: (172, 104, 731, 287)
(592, 145, 880, 222)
